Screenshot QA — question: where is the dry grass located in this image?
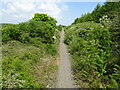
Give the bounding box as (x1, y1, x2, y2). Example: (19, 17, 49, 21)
(34, 56, 59, 88)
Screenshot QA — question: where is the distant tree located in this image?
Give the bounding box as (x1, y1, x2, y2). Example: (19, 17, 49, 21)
(57, 25, 63, 31)
(91, 4, 101, 22)
(32, 13, 57, 27)
(72, 2, 120, 24)
(30, 13, 58, 43)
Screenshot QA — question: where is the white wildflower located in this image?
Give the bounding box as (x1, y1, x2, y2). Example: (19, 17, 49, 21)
(102, 16, 105, 19)
(105, 15, 108, 18)
(99, 18, 102, 21)
(46, 84, 50, 88)
(90, 28, 94, 30)
(52, 36, 56, 40)
(101, 25, 104, 28)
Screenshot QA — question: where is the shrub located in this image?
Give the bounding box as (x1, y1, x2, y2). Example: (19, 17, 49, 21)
(2, 25, 21, 42)
(64, 22, 120, 88)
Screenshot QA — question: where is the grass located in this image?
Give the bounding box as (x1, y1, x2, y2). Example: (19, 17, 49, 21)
(2, 40, 59, 88)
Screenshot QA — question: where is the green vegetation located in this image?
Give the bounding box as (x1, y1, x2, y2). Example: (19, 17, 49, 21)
(64, 2, 120, 88)
(2, 13, 58, 44)
(57, 25, 66, 31)
(1, 1, 120, 88)
(2, 13, 60, 88)
(73, 2, 120, 24)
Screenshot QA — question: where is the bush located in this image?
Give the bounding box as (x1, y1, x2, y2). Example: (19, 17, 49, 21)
(2, 13, 57, 44)
(44, 44, 57, 56)
(2, 25, 22, 42)
(20, 33, 30, 43)
(64, 21, 120, 88)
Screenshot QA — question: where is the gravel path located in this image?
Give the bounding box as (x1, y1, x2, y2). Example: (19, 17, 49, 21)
(56, 29, 76, 88)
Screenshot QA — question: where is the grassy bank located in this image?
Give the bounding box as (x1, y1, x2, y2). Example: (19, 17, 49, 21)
(2, 40, 59, 88)
(2, 13, 60, 88)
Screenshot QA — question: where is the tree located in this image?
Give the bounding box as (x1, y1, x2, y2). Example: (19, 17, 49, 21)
(32, 13, 57, 27)
(91, 4, 101, 22)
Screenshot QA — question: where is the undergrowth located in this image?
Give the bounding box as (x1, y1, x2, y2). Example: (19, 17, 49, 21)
(2, 40, 59, 88)
(64, 21, 120, 88)
(1, 13, 60, 88)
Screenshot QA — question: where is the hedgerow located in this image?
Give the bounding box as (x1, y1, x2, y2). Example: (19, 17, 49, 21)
(64, 21, 120, 88)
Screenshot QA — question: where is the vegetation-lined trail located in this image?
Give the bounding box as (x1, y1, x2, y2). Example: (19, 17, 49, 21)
(57, 29, 75, 88)
(2, 2, 120, 88)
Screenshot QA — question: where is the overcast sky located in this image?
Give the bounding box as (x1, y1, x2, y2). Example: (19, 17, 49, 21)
(0, 0, 106, 26)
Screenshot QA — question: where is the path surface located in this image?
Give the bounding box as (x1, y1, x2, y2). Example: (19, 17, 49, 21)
(56, 29, 76, 88)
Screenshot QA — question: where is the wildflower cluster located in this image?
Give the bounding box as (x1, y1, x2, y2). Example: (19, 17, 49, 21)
(2, 72, 25, 88)
(99, 15, 112, 28)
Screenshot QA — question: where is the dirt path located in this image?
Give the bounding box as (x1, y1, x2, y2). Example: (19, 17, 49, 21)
(56, 29, 76, 88)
